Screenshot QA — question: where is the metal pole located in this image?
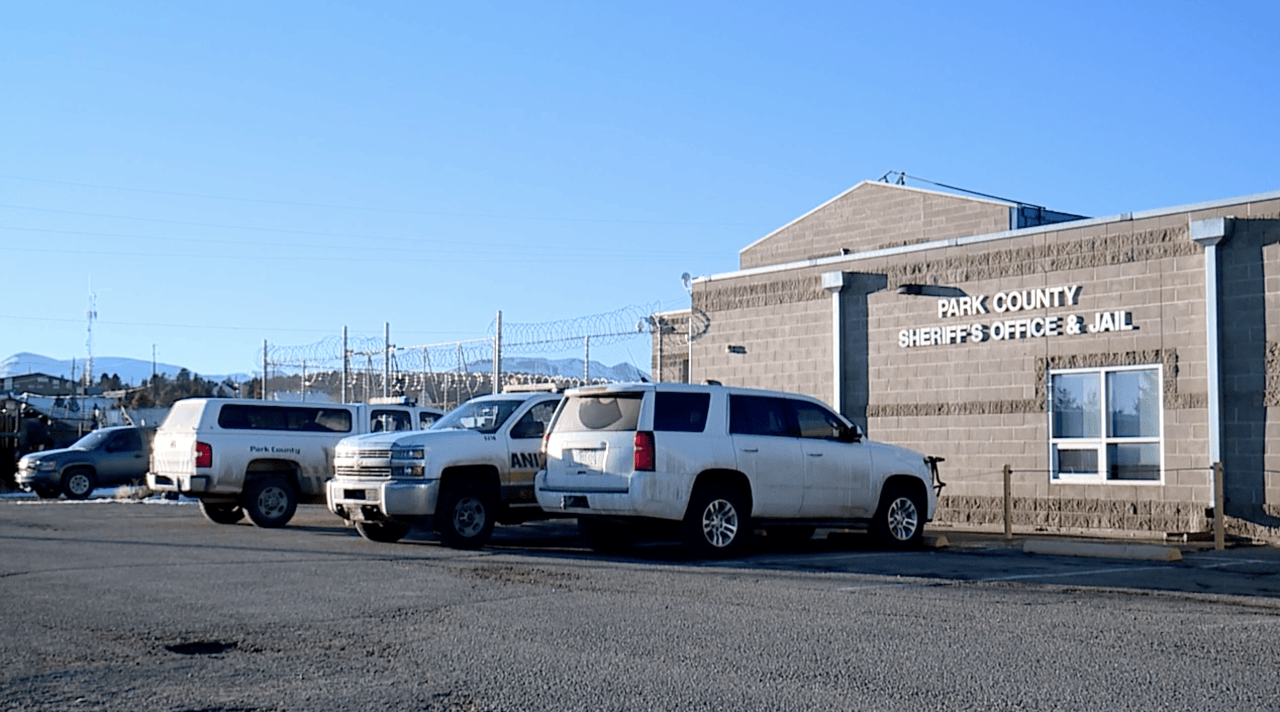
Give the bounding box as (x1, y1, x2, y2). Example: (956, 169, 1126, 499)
(262, 340, 268, 400)
(493, 310, 502, 394)
(655, 318, 663, 383)
(1213, 461, 1225, 551)
(383, 322, 391, 398)
(584, 335, 590, 381)
(341, 326, 349, 404)
(1003, 464, 1013, 540)
(687, 312, 693, 384)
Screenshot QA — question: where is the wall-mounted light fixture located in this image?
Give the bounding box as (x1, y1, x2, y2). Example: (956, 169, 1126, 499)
(896, 284, 925, 296)
(726, 345, 746, 354)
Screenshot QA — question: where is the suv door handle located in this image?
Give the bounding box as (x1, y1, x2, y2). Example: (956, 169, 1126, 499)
(740, 448, 758, 453)
(807, 453, 823, 457)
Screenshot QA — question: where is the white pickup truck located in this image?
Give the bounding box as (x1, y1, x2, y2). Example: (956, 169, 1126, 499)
(149, 397, 443, 528)
(326, 388, 562, 547)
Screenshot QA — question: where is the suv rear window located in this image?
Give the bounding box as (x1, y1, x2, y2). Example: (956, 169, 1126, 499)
(217, 404, 353, 433)
(653, 392, 710, 433)
(555, 393, 643, 432)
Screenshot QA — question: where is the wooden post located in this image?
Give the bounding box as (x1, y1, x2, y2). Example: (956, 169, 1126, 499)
(1213, 461, 1225, 551)
(1003, 464, 1013, 541)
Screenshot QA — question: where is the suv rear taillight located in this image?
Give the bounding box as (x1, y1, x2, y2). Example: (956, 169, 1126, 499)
(194, 442, 212, 468)
(634, 431, 655, 472)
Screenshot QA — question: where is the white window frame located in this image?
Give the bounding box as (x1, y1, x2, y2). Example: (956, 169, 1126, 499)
(1048, 364, 1164, 484)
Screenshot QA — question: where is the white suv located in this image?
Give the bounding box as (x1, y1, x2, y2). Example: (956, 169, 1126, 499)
(535, 382, 940, 556)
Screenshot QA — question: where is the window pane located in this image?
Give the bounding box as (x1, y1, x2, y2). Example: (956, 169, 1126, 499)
(1051, 373, 1100, 438)
(1107, 369, 1159, 438)
(1055, 447, 1098, 475)
(793, 401, 843, 440)
(552, 395, 641, 433)
(729, 395, 794, 437)
(1108, 443, 1161, 480)
(653, 392, 711, 433)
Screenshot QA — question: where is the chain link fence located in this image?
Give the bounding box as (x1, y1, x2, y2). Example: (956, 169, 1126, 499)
(258, 304, 667, 409)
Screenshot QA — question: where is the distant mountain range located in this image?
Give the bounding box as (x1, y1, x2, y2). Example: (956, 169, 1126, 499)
(0, 352, 647, 386)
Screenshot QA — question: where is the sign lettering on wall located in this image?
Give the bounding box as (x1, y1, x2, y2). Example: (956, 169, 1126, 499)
(897, 285, 1135, 348)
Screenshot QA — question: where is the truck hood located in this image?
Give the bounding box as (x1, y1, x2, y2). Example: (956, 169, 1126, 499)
(341, 429, 485, 451)
(18, 447, 89, 466)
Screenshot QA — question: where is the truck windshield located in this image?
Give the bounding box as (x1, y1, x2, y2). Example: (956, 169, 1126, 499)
(69, 429, 113, 450)
(431, 399, 523, 435)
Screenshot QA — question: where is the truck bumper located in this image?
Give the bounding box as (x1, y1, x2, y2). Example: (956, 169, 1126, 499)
(147, 472, 214, 495)
(326, 478, 439, 523)
(15, 469, 58, 490)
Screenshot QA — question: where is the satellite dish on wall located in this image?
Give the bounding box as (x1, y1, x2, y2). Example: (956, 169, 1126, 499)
(681, 272, 692, 291)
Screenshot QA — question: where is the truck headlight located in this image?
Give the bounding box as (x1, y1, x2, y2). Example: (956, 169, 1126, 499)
(391, 465, 425, 477)
(36, 460, 56, 472)
(389, 446, 426, 478)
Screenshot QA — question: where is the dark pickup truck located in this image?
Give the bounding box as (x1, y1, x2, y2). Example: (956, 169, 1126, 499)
(16, 425, 155, 499)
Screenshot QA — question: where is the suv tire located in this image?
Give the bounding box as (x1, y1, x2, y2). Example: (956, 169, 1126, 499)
(61, 468, 96, 500)
(199, 500, 245, 525)
(436, 479, 495, 549)
(871, 485, 925, 549)
(242, 477, 298, 528)
(682, 483, 750, 558)
(355, 520, 411, 543)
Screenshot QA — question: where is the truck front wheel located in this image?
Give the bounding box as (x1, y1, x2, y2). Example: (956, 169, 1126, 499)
(242, 478, 298, 528)
(61, 468, 96, 500)
(436, 479, 495, 549)
(355, 520, 411, 543)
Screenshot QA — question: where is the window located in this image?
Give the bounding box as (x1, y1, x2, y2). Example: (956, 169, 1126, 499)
(653, 392, 710, 433)
(431, 399, 525, 434)
(509, 399, 560, 439)
(792, 400, 845, 441)
(552, 394, 643, 433)
(729, 395, 794, 437)
(1049, 366, 1161, 482)
(370, 410, 412, 433)
(216, 404, 353, 433)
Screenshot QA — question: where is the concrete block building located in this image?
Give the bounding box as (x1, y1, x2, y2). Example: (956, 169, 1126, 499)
(652, 181, 1280, 541)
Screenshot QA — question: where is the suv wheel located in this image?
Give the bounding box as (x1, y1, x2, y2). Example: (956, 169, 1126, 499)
(199, 500, 245, 525)
(241, 478, 298, 528)
(871, 485, 925, 548)
(436, 480, 495, 549)
(682, 484, 750, 558)
(355, 520, 411, 544)
(61, 468, 96, 500)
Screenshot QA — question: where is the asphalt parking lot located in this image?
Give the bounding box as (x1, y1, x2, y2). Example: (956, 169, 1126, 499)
(5, 494, 1280, 712)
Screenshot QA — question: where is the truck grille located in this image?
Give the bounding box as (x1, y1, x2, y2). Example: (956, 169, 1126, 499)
(335, 465, 391, 478)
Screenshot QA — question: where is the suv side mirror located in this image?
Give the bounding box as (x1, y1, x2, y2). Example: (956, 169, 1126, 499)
(841, 424, 864, 443)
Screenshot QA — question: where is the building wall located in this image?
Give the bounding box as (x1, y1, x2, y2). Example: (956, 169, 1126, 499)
(686, 190, 1280, 540)
(739, 182, 1013, 270)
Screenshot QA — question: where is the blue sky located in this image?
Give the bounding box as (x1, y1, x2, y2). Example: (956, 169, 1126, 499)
(4, 1, 1278, 380)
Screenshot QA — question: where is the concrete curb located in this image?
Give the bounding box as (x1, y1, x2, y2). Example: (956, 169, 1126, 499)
(1022, 538, 1182, 562)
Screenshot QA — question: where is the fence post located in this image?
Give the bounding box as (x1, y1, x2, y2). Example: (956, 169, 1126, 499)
(1213, 461, 1225, 551)
(493, 311, 502, 394)
(261, 340, 268, 400)
(1003, 464, 1013, 541)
